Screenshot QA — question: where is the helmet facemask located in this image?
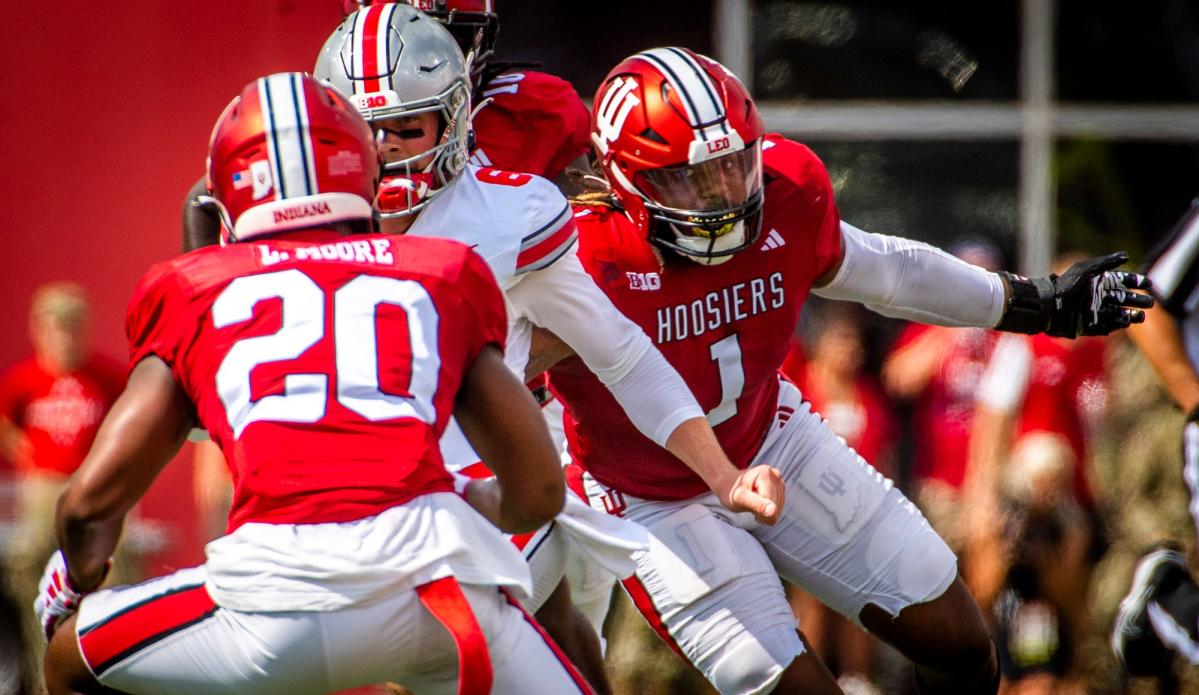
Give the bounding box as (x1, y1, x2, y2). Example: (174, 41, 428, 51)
(315, 2, 473, 220)
(370, 79, 472, 219)
(635, 141, 765, 265)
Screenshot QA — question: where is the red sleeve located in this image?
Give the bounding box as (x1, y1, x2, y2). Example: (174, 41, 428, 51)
(125, 261, 188, 372)
(763, 134, 843, 281)
(457, 248, 509, 356)
(475, 71, 592, 179)
(92, 355, 129, 402)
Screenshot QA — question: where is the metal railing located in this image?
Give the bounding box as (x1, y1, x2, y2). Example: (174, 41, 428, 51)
(715, 0, 1199, 274)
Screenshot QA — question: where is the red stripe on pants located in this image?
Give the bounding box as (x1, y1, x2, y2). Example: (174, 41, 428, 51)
(416, 577, 492, 695)
(79, 585, 216, 674)
(500, 589, 596, 694)
(621, 574, 689, 659)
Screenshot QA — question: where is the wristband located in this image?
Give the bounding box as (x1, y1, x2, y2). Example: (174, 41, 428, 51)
(995, 272, 1054, 334)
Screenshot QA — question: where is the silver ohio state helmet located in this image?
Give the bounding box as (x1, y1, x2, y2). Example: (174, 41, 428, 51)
(315, 3, 471, 218)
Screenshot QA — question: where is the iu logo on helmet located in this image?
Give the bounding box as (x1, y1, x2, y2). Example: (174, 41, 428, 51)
(594, 76, 640, 153)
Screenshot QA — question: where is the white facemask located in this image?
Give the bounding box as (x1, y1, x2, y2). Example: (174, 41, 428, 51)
(669, 220, 746, 266)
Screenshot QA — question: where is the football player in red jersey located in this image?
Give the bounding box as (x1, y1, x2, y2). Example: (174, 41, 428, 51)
(39, 72, 595, 695)
(315, 11, 784, 693)
(540, 47, 1155, 694)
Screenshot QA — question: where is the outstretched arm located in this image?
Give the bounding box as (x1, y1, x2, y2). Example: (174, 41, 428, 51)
(57, 357, 194, 591)
(814, 221, 1153, 337)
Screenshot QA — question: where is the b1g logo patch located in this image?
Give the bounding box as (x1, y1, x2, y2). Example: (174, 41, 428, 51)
(627, 271, 661, 291)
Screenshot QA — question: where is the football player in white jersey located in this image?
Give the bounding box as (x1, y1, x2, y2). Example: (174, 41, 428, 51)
(314, 5, 784, 691)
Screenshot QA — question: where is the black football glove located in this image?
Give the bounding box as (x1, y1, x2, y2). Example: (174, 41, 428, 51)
(996, 252, 1154, 337)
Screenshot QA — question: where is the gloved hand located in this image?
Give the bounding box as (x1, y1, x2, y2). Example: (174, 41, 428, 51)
(997, 252, 1154, 337)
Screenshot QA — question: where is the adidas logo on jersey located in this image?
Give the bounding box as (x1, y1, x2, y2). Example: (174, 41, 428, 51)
(760, 229, 786, 251)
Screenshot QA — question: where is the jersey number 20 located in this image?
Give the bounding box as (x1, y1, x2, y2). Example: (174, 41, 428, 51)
(213, 269, 440, 438)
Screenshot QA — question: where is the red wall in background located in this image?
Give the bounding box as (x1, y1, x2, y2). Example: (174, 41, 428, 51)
(0, 1, 342, 573)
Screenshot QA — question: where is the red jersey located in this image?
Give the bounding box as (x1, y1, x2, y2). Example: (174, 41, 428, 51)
(891, 324, 1000, 489)
(470, 70, 591, 180)
(1015, 334, 1106, 506)
(125, 231, 507, 532)
(550, 135, 843, 500)
(0, 355, 125, 476)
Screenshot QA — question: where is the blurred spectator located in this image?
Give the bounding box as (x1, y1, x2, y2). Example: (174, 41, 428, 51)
(988, 434, 1091, 694)
(0, 282, 135, 695)
(880, 238, 1003, 559)
(787, 303, 896, 478)
(787, 303, 895, 693)
(1085, 335, 1194, 691)
(965, 254, 1110, 691)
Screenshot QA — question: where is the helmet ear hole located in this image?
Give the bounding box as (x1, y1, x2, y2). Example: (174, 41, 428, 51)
(639, 128, 668, 145)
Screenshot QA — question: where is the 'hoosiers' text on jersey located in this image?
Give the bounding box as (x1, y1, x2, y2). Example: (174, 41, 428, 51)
(551, 135, 843, 500)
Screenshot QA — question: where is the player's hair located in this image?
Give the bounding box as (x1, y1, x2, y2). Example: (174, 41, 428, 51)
(566, 158, 618, 209)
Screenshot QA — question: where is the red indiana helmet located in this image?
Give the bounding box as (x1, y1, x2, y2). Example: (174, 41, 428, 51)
(206, 72, 380, 243)
(592, 47, 765, 265)
(400, 0, 499, 81)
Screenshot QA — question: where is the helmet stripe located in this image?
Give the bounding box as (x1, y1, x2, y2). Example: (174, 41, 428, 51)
(257, 77, 285, 200)
(663, 47, 726, 129)
(358, 3, 391, 94)
(637, 48, 730, 141)
(382, 3, 397, 91)
(349, 9, 364, 90)
(259, 74, 318, 200)
(289, 73, 318, 196)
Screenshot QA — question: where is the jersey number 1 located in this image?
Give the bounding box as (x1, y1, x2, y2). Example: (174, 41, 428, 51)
(213, 269, 440, 438)
(707, 333, 744, 426)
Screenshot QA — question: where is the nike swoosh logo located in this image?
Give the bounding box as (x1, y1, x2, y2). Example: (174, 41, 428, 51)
(419, 60, 447, 73)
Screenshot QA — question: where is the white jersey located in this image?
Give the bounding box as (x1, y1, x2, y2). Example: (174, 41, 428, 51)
(409, 165, 575, 382)
(411, 165, 703, 471)
(410, 165, 577, 292)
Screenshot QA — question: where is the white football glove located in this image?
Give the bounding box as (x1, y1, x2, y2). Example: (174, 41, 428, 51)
(34, 550, 100, 640)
